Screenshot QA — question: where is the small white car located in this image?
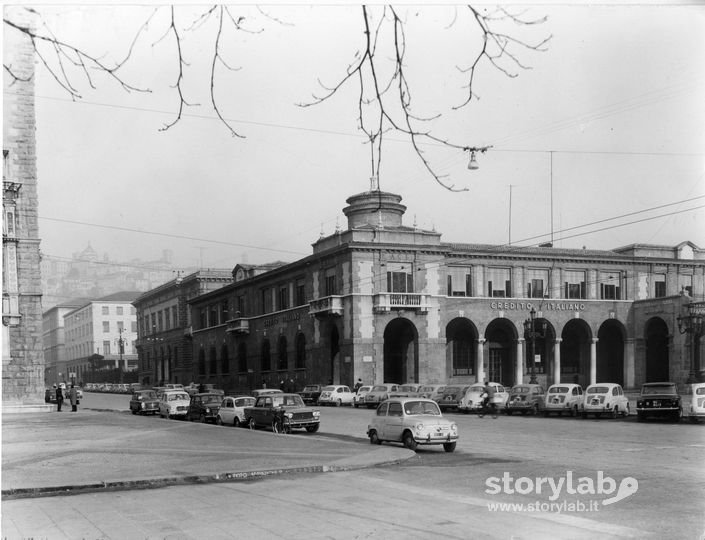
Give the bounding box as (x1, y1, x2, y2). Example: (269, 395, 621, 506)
(458, 382, 508, 413)
(364, 384, 399, 408)
(158, 390, 191, 419)
(417, 384, 446, 401)
(389, 384, 423, 398)
(353, 386, 372, 408)
(318, 385, 355, 406)
(684, 382, 705, 424)
(367, 398, 459, 452)
(216, 396, 256, 427)
(582, 383, 629, 419)
(543, 384, 584, 417)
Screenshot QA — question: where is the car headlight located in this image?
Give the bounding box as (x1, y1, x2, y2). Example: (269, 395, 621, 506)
(140, 402, 145, 409)
(313, 411, 320, 418)
(415, 423, 425, 432)
(285, 412, 293, 418)
(206, 408, 211, 413)
(450, 423, 458, 433)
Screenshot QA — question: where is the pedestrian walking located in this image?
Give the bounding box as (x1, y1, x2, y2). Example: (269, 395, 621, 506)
(69, 384, 78, 412)
(478, 381, 497, 419)
(55, 384, 63, 412)
(354, 378, 363, 393)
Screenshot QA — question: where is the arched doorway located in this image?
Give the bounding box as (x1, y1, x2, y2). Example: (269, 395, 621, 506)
(560, 319, 592, 387)
(485, 319, 516, 387)
(597, 320, 625, 385)
(383, 318, 418, 383)
(446, 318, 477, 378)
(645, 317, 669, 382)
(524, 317, 555, 385)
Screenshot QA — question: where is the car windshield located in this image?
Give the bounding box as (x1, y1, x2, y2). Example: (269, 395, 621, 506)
(641, 384, 677, 395)
(321, 386, 336, 392)
(272, 395, 304, 407)
(587, 387, 609, 394)
(141, 391, 157, 399)
(303, 386, 318, 391)
(169, 393, 189, 401)
(469, 386, 484, 392)
(404, 401, 441, 416)
(371, 386, 388, 392)
(359, 387, 371, 392)
(549, 387, 569, 394)
(399, 385, 416, 392)
(444, 387, 462, 394)
(235, 398, 255, 407)
(512, 387, 530, 394)
(202, 395, 221, 404)
(697, 387, 705, 396)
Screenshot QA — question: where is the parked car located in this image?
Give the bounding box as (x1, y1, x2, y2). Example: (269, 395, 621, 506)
(543, 384, 584, 417)
(187, 393, 223, 423)
(353, 385, 373, 408)
(244, 393, 320, 432)
(298, 384, 323, 405)
(684, 382, 705, 424)
(636, 381, 682, 422)
(44, 388, 58, 404)
(582, 383, 629, 419)
(458, 382, 509, 414)
(389, 384, 423, 398)
(364, 384, 400, 409)
(252, 388, 283, 398)
(435, 385, 472, 411)
(367, 398, 459, 452)
(158, 390, 191, 419)
(216, 396, 256, 427)
(505, 384, 545, 415)
(417, 384, 447, 401)
(130, 390, 160, 415)
(318, 385, 355, 406)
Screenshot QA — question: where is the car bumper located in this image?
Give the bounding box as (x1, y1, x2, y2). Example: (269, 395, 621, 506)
(415, 433, 459, 445)
(636, 407, 679, 415)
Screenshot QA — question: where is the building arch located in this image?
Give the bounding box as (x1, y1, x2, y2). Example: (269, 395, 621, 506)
(278, 335, 288, 371)
(209, 346, 217, 376)
(237, 342, 247, 373)
(261, 339, 271, 372)
(524, 316, 556, 385)
(560, 319, 593, 387)
(484, 318, 517, 388)
(446, 318, 478, 378)
(221, 343, 229, 374)
(645, 317, 669, 382)
(383, 318, 419, 384)
(597, 319, 626, 385)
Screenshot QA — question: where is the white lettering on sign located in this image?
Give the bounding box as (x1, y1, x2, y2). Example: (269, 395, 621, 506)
(490, 301, 586, 311)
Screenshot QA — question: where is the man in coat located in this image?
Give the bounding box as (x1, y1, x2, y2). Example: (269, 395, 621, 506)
(69, 384, 78, 412)
(55, 384, 63, 412)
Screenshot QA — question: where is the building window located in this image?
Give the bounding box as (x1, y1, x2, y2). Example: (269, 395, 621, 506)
(653, 274, 666, 298)
(103, 341, 111, 355)
(131, 321, 137, 333)
(236, 295, 246, 317)
(158, 311, 164, 331)
(452, 339, 473, 376)
(102, 306, 109, 315)
(296, 280, 306, 306)
(151, 313, 156, 331)
(600, 271, 622, 300)
(325, 269, 337, 296)
(386, 264, 413, 293)
(172, 306, 179, 327)
(165, 309, 171, 330)
(221, 299, 229, 321)
(117, 321, 124, 332)
(447, 267, 472, 297)
(678, 274, 693, 296)
(487, 267, 511, 298)
(209, 304, 218, 326)
(198, 349, 206, 375)
(221, 344, 229, 374)
(295, 333, 306, 369)
(261, 288, 272, 314)
(103, 321, 110, 333)
(278, 285, 289, 311)
(261, 339, 271, 371)
(199, 308, 207, 330)
(209, 347, 217, 375)
(278, 336, 288, 371)
(238, 342, 248, 373)
(526, 269, 549, 299)
(116, 306, 123, 316)
(563, 270, 586, 299)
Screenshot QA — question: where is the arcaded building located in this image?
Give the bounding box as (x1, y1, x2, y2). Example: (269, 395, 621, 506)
(186, 188, 703, 394)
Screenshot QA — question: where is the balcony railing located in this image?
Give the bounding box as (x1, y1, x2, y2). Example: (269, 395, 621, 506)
(373, 293, 430, 313)
(309, 295, 344, 317)
(226, 318, 250, 334)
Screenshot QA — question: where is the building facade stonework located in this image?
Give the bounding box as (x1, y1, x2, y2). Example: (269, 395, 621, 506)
(2, 9, 48, 411)
(185, 189, 704, 395)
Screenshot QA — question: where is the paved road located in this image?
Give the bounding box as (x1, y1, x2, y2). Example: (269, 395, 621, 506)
(3, 392, 703, 539)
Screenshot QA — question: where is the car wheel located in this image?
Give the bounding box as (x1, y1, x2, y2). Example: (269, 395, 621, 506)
(543, 410, 549, 418)
(610, 407, 618, 419)
(233, 417, 240, 428)
(595, 413, 602, 419)
(216, 416, 223, 426)
(690, 416, 699, 424)
(248, 417, 256, 430)
(581, 412, 588, 419)
(402, 431, 418, 451)
(637, 412, 646, 422)
(305, 424, 319, 433)
(533, 405, 539, 416)
(159, 411, 165, 419)
(623, 404, 630, 417)
(200, 413, 207, 423)
(571, 406, 578, 417)
(336, 399, 342, 407)
(131, 409, 137, 415)
(672, 409, 682, 423)
(354, 402, 359, 408)
(443, 442, 456, 453)
(369, 430, 381, 445)
(505, 409, 512, 416)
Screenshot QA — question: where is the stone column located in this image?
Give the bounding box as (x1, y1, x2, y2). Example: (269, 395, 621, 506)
(516, 338, 525, 385)
(476, 338, 486, 383)
(624, 338, 635, 389)
(553, 338, 562, 384)
(590, 338, 599, 385)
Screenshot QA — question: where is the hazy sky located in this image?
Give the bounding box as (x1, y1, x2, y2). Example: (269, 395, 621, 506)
(11, 2, 705, 270)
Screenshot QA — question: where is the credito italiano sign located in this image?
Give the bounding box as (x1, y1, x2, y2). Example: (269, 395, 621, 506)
(490, 301, 586, 311)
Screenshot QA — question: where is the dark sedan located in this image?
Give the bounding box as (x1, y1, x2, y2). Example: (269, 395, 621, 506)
(636, 382, 682, 422)
(244, 393, 320, 432)
(187, 393, 223, 423)
(129, 390, 160, 415)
